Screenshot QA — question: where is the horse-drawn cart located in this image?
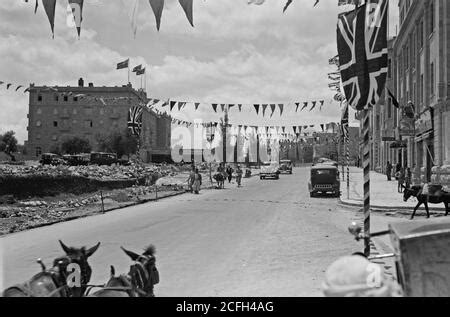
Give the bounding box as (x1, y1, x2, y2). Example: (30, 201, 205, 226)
(349, 217, 450, 297)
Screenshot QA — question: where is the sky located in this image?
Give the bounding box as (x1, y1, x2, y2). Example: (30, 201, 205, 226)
(0, 0, 399, 143)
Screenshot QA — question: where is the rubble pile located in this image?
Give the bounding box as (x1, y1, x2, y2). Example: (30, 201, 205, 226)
(0, 163, 178, 181)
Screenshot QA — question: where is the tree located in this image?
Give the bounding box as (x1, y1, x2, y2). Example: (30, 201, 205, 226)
(0, 131, 18, 161)
(96, 129, 138, 159)
(61, 137, 92, 155)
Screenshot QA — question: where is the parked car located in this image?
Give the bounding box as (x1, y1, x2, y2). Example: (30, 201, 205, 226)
(90, 152, 118, 166)
(39, 153, 65, 166)
(260, 161, 280, 180)
(279, 160, 293, 174)
(308, 164, 341, 197)
(63, 154, 90, 166)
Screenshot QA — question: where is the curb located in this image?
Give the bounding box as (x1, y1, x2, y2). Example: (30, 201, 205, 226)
(338, 198, 446, 213)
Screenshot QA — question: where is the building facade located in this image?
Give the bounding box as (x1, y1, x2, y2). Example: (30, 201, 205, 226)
(367, 0, 450, 188)
(24, 79, 171, 163)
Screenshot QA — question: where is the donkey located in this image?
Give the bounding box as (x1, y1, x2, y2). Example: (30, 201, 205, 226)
(403, 185, 450, 220)
(3, 240, 100, 297)
(213, 173, 225, 189)
(87, 245, 159, 297)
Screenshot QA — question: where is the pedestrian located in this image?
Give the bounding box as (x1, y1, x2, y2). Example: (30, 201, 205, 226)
(405, 167, 412, 189)
(395, 162, 401, 180)
(187, 165, 195, 193)
(193, 168, 202, 194)
(386, 161, 392, 181)
(235, 165, 243, 187)
(396, 167, 405, 193)
(226, 165, 233, 183)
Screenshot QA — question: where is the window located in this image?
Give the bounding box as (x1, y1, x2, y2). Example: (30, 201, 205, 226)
(37, 95, 43, 102)
(53, 108, 58, 115)
(52, 135, 58, 141)
(36, 108, 42, 115)
(85, 120, 93, 128)
(53, 121, 58, 127)
(36, 120, 42, 127)
(55, 95, 59, 102)
(36, 147, 42, 157)
(63, 96, 68, 102)
(36, 134, 41, 140)
(73, 97, 78, 102)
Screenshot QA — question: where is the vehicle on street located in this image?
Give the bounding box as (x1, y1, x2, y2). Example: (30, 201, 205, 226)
(308, 164, 340, 197)
(321, 160, 339, 168)
(39, 153, 66, 166)
(279, 160, 293, 174)
(260, 161, 280, 180)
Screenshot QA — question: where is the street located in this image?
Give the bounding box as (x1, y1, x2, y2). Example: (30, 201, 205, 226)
(0, 167, 399, 296)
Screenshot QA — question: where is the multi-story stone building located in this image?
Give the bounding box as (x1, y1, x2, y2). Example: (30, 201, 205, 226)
(24, 78, 172, 163)
(393, 0, 450, 187)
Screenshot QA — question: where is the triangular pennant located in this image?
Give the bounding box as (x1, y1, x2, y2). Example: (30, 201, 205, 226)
(254, 104, 260, 115)
(301, 102, 308, 111)
(42, 0, 57, 37)
(278, 104, 284, 116)
(194, 102, 200, 110)
(178, 102, 186, 111)
(170, 101, 176, 111)
(178, 0, 194, 27)
(270, 104, 276, 117)
(220, 104, 225, 112)
(320, 124, 324, 132)
(35, 0, 39, 14)
(295, 102, 300, 112)
(68, 0, 84, 38)
(310, 101, 317, 111)
(212, 104, 218, 112)
(262, 104, 268, 117)
(238, 104, 242, 112)
(149, 0, 165, 31)
(282, 127, 286, 133)
(320, 100, 325, 110)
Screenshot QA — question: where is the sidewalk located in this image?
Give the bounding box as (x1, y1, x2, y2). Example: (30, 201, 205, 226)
(339, 166, 446, 212)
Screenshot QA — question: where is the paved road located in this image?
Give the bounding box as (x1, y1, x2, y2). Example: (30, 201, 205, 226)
(0, 167, 401, 296)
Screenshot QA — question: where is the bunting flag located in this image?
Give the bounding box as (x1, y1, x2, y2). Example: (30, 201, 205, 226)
(337, 0, 388, 111)
(319, 100, 325, 110)
(238, 104, 242, 112)
(320, 124, 325, 132)
(212, 104, 218, 112)
(270, 104, 276, 117)
(170, 101, 176, 111)
(309, 101, 317, 111)
(6, 84, 12, 90)
(301, 102, 308, 111)
(178, 102, 186, 111)
(386, 88, 399, 108)
(149, 0, 165, 31)
(293, 126, 297, 134)
(262, 104, 268, 117)
(254, 104, 260, 115)
(68, 0, 84, 38)
(283, 0, 293, 12)
(295, 102, 300, 112)
(220, 104, 225, 112)
(15, 85, 23, 91)
(278, 104, 284, 116)
(178, 0, 194, 27)
(35, 0, 39, 14)
(195, 102, 200, 110)
(248, 0, 265, 5)
(127, 106, 143, 136)
(42, 0, 57, 38)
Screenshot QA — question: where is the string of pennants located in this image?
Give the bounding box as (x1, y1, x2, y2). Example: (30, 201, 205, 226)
(22, 0, 358, 38)
(146, 98, 330, 116)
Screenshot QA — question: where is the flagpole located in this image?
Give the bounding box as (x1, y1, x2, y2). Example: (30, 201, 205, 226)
(128, 61, 130, 84)
(362, 108, 371, 257)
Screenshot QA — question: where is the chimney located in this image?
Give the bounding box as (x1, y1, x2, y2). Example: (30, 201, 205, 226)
(78, 78, 84, 87)
(88, 82, 94, 87)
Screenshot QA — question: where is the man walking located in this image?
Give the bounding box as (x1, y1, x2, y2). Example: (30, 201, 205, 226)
(187, 165, 195, 193)
(235, 165, 243, 187)
(193, 168, 202, 194)
(386, 161, 392, 181)
(226, 165, 233, 183)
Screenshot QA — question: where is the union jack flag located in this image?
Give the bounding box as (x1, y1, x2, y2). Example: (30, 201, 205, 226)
(337, 0, 388, 111)
(127, 106, 143, 136)
(340, 102, 349, 138)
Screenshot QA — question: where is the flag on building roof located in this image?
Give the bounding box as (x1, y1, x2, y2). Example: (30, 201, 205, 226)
(128, 106, 143, 136)
(337, 0, 388, 111)
(117, 59, 129, 70)
(132, 64, 142, 72)
(136, 68, 146, 76)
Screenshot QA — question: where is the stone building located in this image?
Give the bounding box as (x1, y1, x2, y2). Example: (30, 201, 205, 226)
(392, 0, 450, 187)
(24, 79, 171, 163)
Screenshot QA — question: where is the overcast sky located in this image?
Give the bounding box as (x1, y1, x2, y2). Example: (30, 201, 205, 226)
(0, 0, 399, 143)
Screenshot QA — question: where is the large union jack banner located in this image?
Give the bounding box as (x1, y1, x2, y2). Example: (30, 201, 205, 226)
(128, 106, 144, 136)
(337, 0, 388, 111)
